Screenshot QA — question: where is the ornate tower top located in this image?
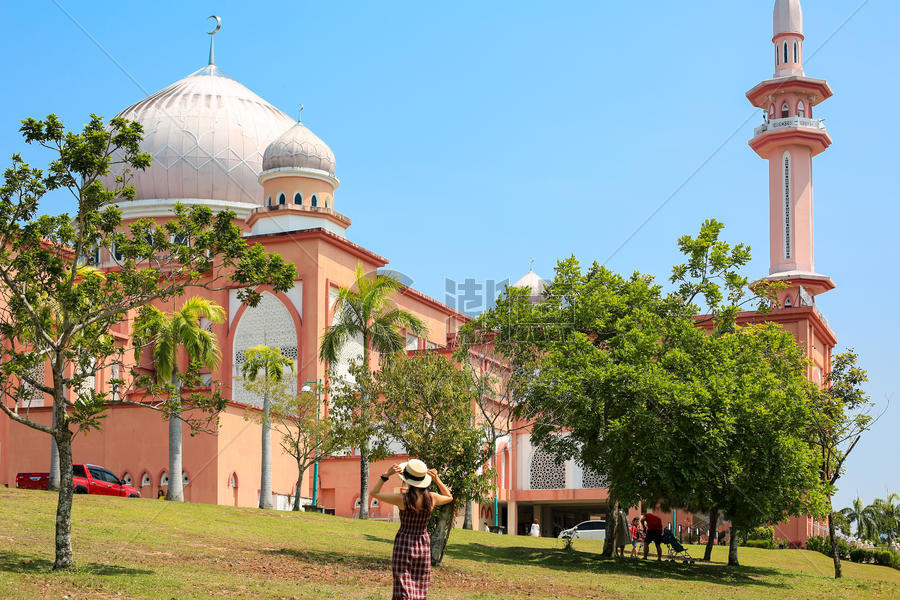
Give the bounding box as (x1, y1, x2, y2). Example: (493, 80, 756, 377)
(774, 0, 803, 37)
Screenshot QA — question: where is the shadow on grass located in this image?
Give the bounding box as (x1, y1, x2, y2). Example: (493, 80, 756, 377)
(266, 548, 391, 570)
(362, 534, 395, 546)
(445, 544, 787, 588)
(0, 552, 153, 576)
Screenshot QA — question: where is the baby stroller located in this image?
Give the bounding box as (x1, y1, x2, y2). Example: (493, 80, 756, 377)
(662, 528, 695, 564)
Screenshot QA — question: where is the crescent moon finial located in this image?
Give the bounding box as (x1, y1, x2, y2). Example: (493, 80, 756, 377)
(207, 15, 222, 35)
(206, 16, 221, 66)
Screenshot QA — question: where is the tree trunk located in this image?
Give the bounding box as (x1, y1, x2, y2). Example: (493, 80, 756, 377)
(166, 411, 184, 501)
(292, 464, 306, 511)
(728, 526, 739, 566)
(429, 502, 456, 566)
(602, 500, 618, 557)
(48, 409, 60, 492)
(828, 511, 842, 578)
(259, 392, 273, 509)
(358, 445, 370, 519)
(704, 507, 719, 561)
(52, 422, 74, 570)
(462, 501, 473, 530)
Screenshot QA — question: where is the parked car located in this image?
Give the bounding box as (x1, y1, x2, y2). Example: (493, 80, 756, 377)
(558, 520, 607, 541)
(16, 464, 141, 497)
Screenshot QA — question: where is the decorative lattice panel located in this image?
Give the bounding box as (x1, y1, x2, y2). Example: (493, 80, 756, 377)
(22, 362, 46, 408)
(329, 288, 363, 385)
(529, 447, 565, 490)
(581, 466, 608, 489)
(232, 292, 298, 406)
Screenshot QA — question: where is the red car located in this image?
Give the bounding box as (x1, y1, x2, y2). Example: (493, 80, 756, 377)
(16, 464, 141, 497)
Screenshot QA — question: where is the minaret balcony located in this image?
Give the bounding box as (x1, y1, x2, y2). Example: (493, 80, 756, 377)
(753, 116, 826, 137)
(749, 116, 831, 158)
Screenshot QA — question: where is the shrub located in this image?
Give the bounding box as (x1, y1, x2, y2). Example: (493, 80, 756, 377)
(744, 526, 775, 544)
(745, 539, 775, 549)
(850, 548, 874, 563)
(873, 549, 900, 568)
(804, 536, 851, 559)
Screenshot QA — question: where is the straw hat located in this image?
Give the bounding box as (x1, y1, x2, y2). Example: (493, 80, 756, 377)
(398, 459, 432, 488)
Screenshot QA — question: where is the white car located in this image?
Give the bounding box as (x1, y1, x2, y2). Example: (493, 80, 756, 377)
(558, 520, 606, 541)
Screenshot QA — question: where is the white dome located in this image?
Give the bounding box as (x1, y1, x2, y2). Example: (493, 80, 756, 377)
(263, 121, 336, 174)
(774, 0, 803, 36)
(108, 64, 295, 213)
(513, 269, 547, 302)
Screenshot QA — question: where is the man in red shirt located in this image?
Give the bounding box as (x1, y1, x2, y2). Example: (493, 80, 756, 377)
(641, 511, 664, 561)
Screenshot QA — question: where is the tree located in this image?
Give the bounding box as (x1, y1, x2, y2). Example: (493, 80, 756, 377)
(375, 352, 492, 566)
(870, 493, 900, 545)
(132, 297, 226, 501)
(319, 263, 425, 519)
(809, 350, 875, 578)
(239, 344, 295, 509)
(478, 221, 823, 566)
(270, 382, 346, 511)
(841, 496, 876, 540)
(0, 114, 295, 570)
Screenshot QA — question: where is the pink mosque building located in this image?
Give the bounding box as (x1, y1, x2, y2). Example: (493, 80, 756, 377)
(0, 0, 837, 546)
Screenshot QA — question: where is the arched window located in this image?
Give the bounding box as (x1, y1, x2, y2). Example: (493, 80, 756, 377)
(182, 472, 190, 486)
(324, 197, 330, 209)
(140, 472, 151, 487)
(783, 42, 788, 64)
(293, 192, 302, 205)
(311, 194, 318, 207)
(782, 151, 793, 260)
(122, 472, 133, 486)
(781, 102, 790, 118)
(160, 471, 169, 486)
(775, 45, 779, 65)
(797, 101, 805, 118)
(278, 193, 286, 205)
(768, 104, 775, 119)
(793, 41, 799, 63)
(228, 472, 238, 487)
(266, 195, 272, 207)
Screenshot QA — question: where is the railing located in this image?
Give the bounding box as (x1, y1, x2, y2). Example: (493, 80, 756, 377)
(754, 116, 826, 137)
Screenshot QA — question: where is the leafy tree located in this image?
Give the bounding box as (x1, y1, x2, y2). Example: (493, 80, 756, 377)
(132, 297, 226, 501)
(375, 352, 492, 566)
(841, 496, 877, 540)
(0, 114, 295, 570)
(479, 220, 822, 566)
(809, 350, 875, 578)
(239, 344, 295, 509)
(870, 493, 900, 545)
(319, 263, 425, 519)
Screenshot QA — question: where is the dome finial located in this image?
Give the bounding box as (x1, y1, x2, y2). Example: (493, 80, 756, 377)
(298, 104, 304, 123)
(207, 15, 222, 66)
(529, 257, 535, 272)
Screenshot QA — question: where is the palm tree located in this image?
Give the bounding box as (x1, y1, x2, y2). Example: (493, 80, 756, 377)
(319, 263, 425, 519)
(871, 493, 900, 544)
(241, 344, 295, 509)
(134, 297, 225, 501)
(841, 497, 873, 539)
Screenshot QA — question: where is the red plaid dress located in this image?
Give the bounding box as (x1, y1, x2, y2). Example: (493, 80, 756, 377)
(392, 494, 433, 599)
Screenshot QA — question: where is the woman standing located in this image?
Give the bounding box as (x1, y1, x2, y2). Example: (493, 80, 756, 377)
(371, 459, 453, 599)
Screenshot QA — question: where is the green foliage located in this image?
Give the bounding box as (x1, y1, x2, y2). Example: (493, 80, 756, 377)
(741, 526, 775, 546)
(375, 352, 492, 505)
(850, 548, 874, 563)
(480, 221, 828, 547)
(0, 113, 296, 569)
(873, 549, 900, 568)
(745, 539, 775, 549)
(805, 535, 851, 560)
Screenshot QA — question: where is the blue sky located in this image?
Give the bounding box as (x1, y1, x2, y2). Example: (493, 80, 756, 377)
(1, 1, 896, 510)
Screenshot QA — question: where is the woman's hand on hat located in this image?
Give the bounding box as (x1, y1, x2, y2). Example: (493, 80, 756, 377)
(384, 464, 401, 478)
(427, 468, 438, 480)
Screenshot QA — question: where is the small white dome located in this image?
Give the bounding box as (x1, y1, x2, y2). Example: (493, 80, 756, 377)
(774, 0, 803, 36)
(262, 121, 336, 174)
(513, 269, 547, 301)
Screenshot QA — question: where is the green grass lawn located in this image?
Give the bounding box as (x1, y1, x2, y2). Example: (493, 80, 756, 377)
(1, 488, 899, 599)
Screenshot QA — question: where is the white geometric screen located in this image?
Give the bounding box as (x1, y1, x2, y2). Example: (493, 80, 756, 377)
(529, 447, 565, 490)
(328, 287, 364, 386)
(581, 466, 608, 489)
(22, 362, 47, 408)
(232, 292, 298, 407)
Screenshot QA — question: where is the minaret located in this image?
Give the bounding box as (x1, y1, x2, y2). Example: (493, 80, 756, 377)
(747, 0, 835, 300)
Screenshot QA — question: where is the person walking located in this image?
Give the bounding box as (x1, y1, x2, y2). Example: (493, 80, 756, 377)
(371, 459, 453, 599)
(529, 519, 541, 537)
(641, 511, 664, 561)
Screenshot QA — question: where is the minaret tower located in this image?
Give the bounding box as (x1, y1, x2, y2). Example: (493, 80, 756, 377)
(747, 0, 835, 300)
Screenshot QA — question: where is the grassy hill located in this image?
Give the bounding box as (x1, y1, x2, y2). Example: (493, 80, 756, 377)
(1, 488, 898, 599)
